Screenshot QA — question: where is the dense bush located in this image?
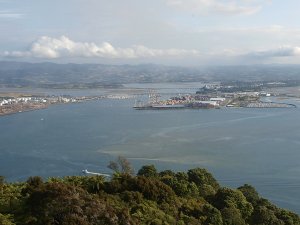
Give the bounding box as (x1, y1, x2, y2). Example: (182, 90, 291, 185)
(0, 165, 299, 225)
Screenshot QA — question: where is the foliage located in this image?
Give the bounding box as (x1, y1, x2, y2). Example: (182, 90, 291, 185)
(160, 173, 199, 198)
(108, 156, 134, 176)
(52, 175, 105, 193)
(211, 187, 254, 219)
(0, 165, 299, 225)
(0, 213, 16, 225)
(237, 184, 260, 206)
(137, 165, 158, 178)
(187, 168, 219, 189)
(221, 206, 246, 225)
(104, 174, 176, 204)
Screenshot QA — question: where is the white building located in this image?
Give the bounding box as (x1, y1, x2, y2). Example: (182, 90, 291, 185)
(210, 97, 226, 102)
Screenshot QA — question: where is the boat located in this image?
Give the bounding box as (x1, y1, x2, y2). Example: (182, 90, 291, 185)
(82, 169, 111, 177)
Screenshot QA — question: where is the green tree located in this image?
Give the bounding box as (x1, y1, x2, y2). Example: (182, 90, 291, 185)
(1, 166, 299, 225)
(108, 156, 134, 175)
(57, 175, 105, 193)
(176, 172, 189, 181)
(137, 165, 158, 177)
(0, 182, 25, 216)
(202, 204, 223, 225)
(221, 206, 246, 225)
(276, 209, 300, 225)
(0, 176, 4, 195)
(188, 168, 220, 189)
(251, 206, 284, 225)
(0, 213, 15, 225)
(104, 174, 176, 204)
(131, 201, 176, 224)
(212, 187, 253, 220)
(187, 168, 220, 197)
(238, 184, 260, 206)
(22, 180, 137, 225)
(160, 172, 199, 198)
(159, 170, 175, 177)
(179, 198, 204, 219)
(0, 176, 4, 185)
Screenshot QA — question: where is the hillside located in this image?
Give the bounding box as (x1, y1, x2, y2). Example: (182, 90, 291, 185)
(1, 62, 300, 88)
(0, 164, 299, 225)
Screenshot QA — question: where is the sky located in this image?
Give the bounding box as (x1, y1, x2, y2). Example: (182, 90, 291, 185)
(1, 0, 300, 65)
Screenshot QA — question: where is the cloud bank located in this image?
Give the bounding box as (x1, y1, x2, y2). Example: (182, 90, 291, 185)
(3, 36, 199, 59)
(3, 36, 300, 65)
(0, 11, 24, 19)
(244, 46, 300, 59)
(166, 0, 263, 15)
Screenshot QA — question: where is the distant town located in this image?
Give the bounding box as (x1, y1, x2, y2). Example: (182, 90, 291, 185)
(1, 79, 298, 116)
(0, 94, 133, 116)
(134, 90, 296, 110)
(134, 82, 298, 110)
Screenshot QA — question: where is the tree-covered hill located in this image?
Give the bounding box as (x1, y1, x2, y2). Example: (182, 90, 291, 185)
(0, 165, 299, 225)
(1, 61, 300, 88)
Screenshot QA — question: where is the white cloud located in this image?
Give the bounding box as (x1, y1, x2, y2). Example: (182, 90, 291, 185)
(244, 46, 300, 59)
(4, 36, 300, 65)
(208, 46, 300, 60)
(196, 25, 298, 35)
(3, 51, 31, 57)
(2, 36, 199, 59)
(208, 48, 243, 57)
(166, 0, 263, 15)
(0, 11, 24, 19)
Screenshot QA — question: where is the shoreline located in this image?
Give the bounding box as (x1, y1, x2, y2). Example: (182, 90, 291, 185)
(0, 103, 49, 117)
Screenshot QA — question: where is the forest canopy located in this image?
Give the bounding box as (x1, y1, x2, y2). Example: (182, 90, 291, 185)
(0, 162, 299, 225)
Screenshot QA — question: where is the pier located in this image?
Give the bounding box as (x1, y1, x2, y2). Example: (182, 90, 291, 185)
(246, 102, 296, 108)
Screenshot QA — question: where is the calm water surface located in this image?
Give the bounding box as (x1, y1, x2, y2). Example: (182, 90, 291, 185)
(1, 94, 300, 213)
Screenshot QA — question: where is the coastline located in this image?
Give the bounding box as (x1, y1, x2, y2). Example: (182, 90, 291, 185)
(0, 103, 49, 117)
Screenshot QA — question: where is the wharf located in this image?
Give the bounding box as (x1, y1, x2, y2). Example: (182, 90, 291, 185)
(246, 102, 296, 108)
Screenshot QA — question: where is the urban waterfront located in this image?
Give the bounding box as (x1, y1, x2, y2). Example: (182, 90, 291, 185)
(0, 90, 300, 214)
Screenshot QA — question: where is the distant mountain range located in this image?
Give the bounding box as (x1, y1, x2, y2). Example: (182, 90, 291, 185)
(1, 61, 300, 88)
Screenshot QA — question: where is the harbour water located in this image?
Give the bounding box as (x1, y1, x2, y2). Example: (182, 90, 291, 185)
(0, 87, 300, 214)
